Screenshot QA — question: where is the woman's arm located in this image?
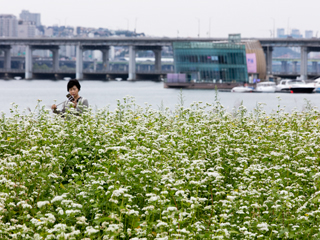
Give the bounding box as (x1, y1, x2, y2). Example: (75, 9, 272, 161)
(52, 101, 67, 114)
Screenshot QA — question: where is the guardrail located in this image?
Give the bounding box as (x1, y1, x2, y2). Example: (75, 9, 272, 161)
(0, 69, 24, 73)
(0, 68, 174, 74)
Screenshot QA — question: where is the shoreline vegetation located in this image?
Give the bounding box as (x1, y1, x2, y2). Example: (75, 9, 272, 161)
(1, 96, 320, 239)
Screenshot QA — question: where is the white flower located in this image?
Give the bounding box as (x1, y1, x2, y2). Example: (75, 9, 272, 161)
(51, 194, 67, 203)
(37, 201, 50, 208)
(257, 222, 269, 231)
(167, 207, 177, 211)
(85, 226, 99, 235)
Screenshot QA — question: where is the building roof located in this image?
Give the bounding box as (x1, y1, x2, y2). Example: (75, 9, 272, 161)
(173, 41, 246, 50)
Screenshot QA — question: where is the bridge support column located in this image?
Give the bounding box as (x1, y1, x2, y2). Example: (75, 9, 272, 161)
(76, 45, 83, 80)
(93, 58, 97, 71)
(4, 47, 11, 70)
(153, 48, 162, 72)
(101, 49, 109, 71)
(281, 61, 288, 73)
(52, 48, 59, 71)
(128, 45, 136, 80)
(300, 46, 308, 80)
(264, 47, 273, 74)
(292, 61, 298, 73)
(312, 61, 318, 73)
(25, 45, 33, 79)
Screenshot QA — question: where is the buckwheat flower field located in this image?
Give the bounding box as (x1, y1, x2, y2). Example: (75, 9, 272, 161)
(1, 97, 320, 239)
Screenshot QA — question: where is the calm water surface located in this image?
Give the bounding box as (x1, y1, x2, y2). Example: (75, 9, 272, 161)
(0, 80, 319, 115)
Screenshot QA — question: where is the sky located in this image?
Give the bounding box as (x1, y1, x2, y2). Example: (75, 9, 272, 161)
(1, 0, 320, 38)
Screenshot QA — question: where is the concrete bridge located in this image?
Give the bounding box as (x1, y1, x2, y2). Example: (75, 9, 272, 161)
(1, 37, 320, 80)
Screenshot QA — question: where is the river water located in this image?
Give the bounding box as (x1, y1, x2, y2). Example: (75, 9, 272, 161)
(0, 80, 319, 116)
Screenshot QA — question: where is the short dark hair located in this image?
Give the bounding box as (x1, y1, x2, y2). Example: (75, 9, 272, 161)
(67, 79, 81, 91)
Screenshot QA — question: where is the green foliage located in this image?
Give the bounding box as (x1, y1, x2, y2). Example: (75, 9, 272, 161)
(33, 63, 50, 70)
(1, 98, 320, 239)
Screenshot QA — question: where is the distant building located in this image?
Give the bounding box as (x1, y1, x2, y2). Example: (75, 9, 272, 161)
(17, 20, 36, 38)
(19, 10, 41, 26)
(290, 29, 302, 38)
(44, 27, 54, 37)
(173, 41, 248, 83)
(0, 14, 18, 37)
(305, 30, 313, 38)
(277, 28, 286, 38)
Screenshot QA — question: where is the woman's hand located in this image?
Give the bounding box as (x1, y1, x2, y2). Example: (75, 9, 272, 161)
(51, 104, 57, 110)
(72, 100, 77, 108)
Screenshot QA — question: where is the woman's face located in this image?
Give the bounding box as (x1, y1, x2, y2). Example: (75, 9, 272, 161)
(69, 85, 79, 98)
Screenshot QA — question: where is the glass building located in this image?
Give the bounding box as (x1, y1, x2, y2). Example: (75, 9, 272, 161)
(173, 42, 248, 83)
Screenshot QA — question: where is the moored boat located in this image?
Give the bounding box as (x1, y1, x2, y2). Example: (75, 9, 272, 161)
(255, 82, 276, 93)
(307, 78, 320, 93)
(231, 85, 254, 93)
(276, 79, 315, 93)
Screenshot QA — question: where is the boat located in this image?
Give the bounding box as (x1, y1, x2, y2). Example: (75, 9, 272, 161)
(231, 85, 254, 93)
(14, 76, 22, 80)
(255, 82, 276, 93)
(115, 78, 122, 81)
(276, 79, 315, 93)
(63, 77, 71, 81)
(308, 78, 320, 93)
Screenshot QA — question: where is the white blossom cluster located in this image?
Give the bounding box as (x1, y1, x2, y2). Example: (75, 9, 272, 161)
(0, 98, 320, 239)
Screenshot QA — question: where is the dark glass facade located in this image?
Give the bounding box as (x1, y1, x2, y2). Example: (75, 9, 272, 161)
(173, 42, 248, 83)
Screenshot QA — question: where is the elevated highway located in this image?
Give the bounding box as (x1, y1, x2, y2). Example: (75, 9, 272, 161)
(1, 37, 320, 80)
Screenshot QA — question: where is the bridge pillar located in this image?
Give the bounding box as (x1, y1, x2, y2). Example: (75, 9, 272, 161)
(128, 45, 136, 80)
(93, 58, 97, 71)
(4, 47, 11, 70)
(25, 45, 33, 79)
(76, 45, 83, 80)
(19, 61, 24, 70)
(264, 47, 273, 74)
(281, 61, 287, 73)
(52, 48, 59, 71)
(300, 46, 308, 80)
(312, 61, 318, 73)
(292, 61, 298, 73)
(109, 46, 115, 60)
(153, 48, 162, 72)
(101, 49, 109, 71)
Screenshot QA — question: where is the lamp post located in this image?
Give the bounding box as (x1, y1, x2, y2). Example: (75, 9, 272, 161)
(134, 18, 138, 36)
(195, 17, 200, 37)
(209, 17, 212, 38)
(271, 18, 275, 38)
(55, 18, 61, 26)
(287, 17, 291, 37)
(124, 18, 129, 32)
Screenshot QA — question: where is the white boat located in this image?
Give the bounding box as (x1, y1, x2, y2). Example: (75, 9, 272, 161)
(231, 85, 254, 93)
(276, 79, 315, 93)
(115, 78, 122, 81)
(308, 78, 320, 93)
(14, 76, 22, 80)
(255, 82, 276, 93)
(63, 77, 71, 81)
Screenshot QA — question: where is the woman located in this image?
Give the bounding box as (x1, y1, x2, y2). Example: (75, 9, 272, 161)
(51, 79, 89, 114)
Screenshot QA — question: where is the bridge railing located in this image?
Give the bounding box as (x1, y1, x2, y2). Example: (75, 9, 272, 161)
(0, 68, 24, 73)
(0, 68, 174, 74)
(32, 69, 75, 74)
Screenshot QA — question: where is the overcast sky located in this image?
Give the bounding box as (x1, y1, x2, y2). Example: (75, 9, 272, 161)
(2, 0, 319, 38)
